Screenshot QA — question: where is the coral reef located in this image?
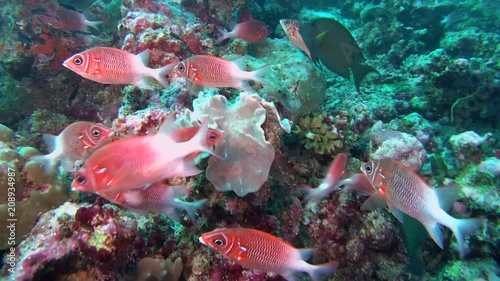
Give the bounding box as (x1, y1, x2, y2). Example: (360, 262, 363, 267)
(0, 124, 70, 250)
(0, 0, 498, 280)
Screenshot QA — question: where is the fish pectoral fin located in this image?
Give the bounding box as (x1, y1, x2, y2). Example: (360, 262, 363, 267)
(313, 31, 328, 47)
(388, 204, 405, 223)
(360, 193, 387, 211)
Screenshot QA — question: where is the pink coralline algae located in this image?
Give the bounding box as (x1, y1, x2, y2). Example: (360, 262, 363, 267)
(13, 201, 146, 281)
(369, 121, 427, 171)
(119, 0, 216, 59)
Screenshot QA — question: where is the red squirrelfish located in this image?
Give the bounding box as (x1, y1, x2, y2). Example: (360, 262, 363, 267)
(71, 115, 220, 195)
(169, 55, 269, 91)
(361, 159, 485, 258)
(39, 6, 102, 33)
(101, 183, 207, 223)
(217, 20, 270, 43)
(280, 19, 312, 59)
(301, 153, 348, 202)
(200, 228, 338, 281)
(63, 47, 175, 89)
(30, 122, 113, 175)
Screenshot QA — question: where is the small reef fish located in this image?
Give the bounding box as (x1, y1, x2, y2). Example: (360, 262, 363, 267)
(361, 159, 485, 258)
(101, 183, 207, 223)
(169, 55, 269, 91)
(63, 47, 175, 90)
(217, 20, 270, 43)
(40, 5, 102, 33)
(30, 122, 113, 175)
(282, 18, 379, 93)
(280, 19, 312, 59)
(301, 153, 348, 202)
(199, 228, 338, 281)
(71, 116, 220, 195)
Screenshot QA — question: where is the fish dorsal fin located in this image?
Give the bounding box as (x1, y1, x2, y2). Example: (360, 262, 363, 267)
(297, 248, 315, 261)
(388, 204, 405, 223)
(231, 56, 247, 70)
(435, 185, 460, 211)
(136, 49, 150, 66)
(360, 193, 387, 210)
(158, 114, 178, 138)
(314, 31, 328, 47)
(42, 134, 58, 153)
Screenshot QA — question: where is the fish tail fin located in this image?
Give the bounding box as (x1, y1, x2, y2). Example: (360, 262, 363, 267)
(153, 62, 177, 88)
(301, 184, 327, 203)
(168, 185, 207, 222)
(351, 62, 379, 93)
(216, 26, 231, 42)
(85, 20, 103, 32)
(249, 64, 270, 86)
(448, 217, 485, 258)
(308, 261, 339, 281)
(178, 198, 208, 223)
(29, 154, 56, 175)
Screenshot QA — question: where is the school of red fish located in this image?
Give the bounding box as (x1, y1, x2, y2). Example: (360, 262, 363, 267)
(29, 8, 486, 280)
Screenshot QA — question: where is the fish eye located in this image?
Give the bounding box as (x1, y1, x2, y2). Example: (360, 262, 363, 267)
(91, 129, 101, 137)
(75, 175, 86, 185)
(284, 20, 290, 25)
(365, 164, 372, 174)
(178, 63, 185, 72)
(73, 56, 84, 65)
(214, 239, 225, 246)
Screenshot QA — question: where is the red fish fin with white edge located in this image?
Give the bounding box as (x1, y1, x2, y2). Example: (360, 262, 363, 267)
(308, 261, 339, 281)
(360, 193, 387, 210)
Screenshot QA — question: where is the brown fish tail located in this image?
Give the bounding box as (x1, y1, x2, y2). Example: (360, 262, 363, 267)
(351, 62, 380, 93)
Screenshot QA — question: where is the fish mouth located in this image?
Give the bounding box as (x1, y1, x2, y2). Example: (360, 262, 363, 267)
(198, 236, 206, 245)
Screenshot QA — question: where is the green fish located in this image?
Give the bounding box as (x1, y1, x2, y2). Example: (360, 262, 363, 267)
(300, 18, 379, 92)
(400, 213, 426, 278)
